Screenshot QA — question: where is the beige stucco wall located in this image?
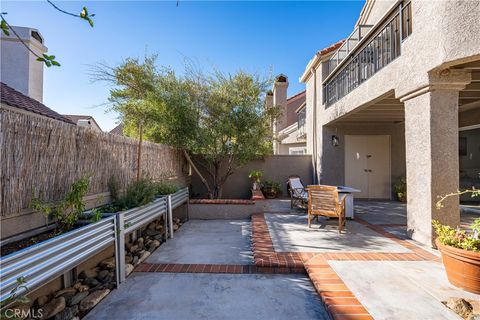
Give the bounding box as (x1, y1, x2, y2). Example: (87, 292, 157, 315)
(190, 155, 314, 199)
(304, 0, 480, 184)
(322, 0, 480, 123)
(361, 0, 397, 26)
(300, 0, 479, 245)
(320, 123, 405, 197)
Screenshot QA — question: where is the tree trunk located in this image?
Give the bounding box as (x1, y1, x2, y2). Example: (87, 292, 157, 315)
(183, 150, 213, 198)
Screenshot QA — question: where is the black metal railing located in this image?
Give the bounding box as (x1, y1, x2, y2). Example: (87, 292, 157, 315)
(323, 1, 412, 107)
(297, 108, 306, 139)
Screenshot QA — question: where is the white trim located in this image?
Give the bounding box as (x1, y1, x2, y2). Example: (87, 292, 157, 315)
(459, 124, 480, 131)
(289, 146, 307, 155)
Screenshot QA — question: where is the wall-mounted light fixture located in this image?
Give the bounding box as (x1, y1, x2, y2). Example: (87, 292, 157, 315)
(331, 135, 339, 147)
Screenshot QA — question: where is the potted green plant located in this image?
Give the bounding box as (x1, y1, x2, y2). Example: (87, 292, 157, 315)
(433, 188, 480, 294)
(261, 180, 282, 199)
(394, 176, 407, 202)
(248, 170, 263, 191)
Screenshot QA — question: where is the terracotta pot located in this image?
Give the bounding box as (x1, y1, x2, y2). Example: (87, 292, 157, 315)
(262, 188, 277, 199)
(436, 239, 480, 294)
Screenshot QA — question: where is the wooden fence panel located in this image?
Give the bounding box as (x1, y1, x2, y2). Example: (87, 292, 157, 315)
(0, 108, 187, 217)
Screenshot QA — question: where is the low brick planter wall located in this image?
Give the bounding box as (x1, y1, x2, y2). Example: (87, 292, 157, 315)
(189, 199, 261, 219)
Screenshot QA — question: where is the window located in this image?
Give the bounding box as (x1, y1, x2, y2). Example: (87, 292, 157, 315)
(289, 147, 307, 155)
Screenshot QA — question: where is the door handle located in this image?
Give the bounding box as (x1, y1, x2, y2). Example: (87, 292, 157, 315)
(364, 169, 372, 173)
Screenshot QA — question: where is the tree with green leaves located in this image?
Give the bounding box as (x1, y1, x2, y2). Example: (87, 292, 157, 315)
(94, 56, 279, 198)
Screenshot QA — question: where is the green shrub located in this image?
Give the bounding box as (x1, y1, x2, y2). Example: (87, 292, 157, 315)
(114, 178, 157, 210)
(31, 176, 90, 233)
(90, 208, 103, 223)
(262, 180, 282, 193)
(154, 181, 180, 196)
(248, 170, 263, 183)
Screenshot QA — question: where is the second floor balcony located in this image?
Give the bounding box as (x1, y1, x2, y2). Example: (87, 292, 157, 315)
(323, 1, 412, 107)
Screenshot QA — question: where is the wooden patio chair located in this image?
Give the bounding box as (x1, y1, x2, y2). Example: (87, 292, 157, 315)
(307, 185, 347, 233)
(287, 175, 308, 209)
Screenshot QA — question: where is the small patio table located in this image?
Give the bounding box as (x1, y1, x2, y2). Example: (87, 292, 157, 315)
(337, 186, 361, 219)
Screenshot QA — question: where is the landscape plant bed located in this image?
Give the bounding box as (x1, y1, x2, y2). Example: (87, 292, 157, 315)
(1, 228, 62, 257)
(1, 179, 183, 257)
(1, 186, 189, 319)
(7, 216, 187, 320)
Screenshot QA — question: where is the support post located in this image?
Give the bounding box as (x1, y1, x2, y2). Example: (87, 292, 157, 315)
(164, 197, 168, 242)
(167, 195, 174, 239)
(401, 69, 471, 245)
(62, 268, 76, 288)
(115, 213, 126, 286)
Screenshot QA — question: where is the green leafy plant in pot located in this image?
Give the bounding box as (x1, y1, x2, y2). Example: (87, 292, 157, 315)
(394, 176, 407, 202)
(433, 188, 480, 294)
(248, 170, 263, 191)
(261, 180, 282, 199)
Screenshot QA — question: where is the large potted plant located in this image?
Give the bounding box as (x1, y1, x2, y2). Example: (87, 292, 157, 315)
(261, 180, 282, 199)
(248, 170, 263, 191)
(433, 188, 480, 294)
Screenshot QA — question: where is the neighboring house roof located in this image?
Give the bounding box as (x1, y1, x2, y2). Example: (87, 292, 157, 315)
(300, 40, 345, 83)
(285, 90, 306, 128)
(287, 90, 306, 103)
(63, 114, 102, 131)
(0, 82, 74, 124)
(109, 123, 124, 136)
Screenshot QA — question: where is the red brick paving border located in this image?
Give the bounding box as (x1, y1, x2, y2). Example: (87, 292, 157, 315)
(135, 263, 305, 274)
(189, 199, 255, 205)
(251, 212, 440, 320)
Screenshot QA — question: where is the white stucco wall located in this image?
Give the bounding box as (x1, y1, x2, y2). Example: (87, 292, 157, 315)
(0, 26, 47, 102)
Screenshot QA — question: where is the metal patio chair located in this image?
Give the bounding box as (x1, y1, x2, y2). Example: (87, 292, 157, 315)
(287, 175, 308, 209)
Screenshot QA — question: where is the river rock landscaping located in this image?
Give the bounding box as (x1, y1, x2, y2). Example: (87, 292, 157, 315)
(13, 215, 185, 320)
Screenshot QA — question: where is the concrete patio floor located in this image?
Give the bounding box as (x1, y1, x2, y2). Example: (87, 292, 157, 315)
(87, 219, 330, 320)
(85, 273, 329, 320)
(330, 260, 479, 320)
(265, 213, 411, 253)
(146, 220, 253, 265)
(85, 200, 479, 320)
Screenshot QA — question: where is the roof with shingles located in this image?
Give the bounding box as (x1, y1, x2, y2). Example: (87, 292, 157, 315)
(0, 82, 73, 124)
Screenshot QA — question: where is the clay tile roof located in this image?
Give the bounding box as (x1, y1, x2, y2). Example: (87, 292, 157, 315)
(0, 82, 74, 124)
(318, 39, 345, 56)
(109, 123, 124, 136)
(287, 90, 306, 103)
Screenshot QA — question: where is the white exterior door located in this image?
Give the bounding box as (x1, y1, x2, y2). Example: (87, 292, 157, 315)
(345, 135, 391, 199)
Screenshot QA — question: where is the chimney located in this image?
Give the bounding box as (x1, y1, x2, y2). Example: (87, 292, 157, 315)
(273, 74, 289, 131)
(1, 26, 47, 102)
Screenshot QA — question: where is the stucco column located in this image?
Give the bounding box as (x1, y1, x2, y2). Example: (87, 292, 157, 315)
(401, 70, 471, 245)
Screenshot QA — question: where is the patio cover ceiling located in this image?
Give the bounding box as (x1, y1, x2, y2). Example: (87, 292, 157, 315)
(458, 67, 480, 111)
(330, 92, 404, 124)
(330, 67, 480, 125)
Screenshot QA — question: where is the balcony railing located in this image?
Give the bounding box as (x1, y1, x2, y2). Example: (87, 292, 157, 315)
(323, 1, 412, 107)
(297, 108, 306, 139)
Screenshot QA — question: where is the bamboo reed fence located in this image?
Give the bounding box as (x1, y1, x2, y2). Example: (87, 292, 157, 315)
(0, 108, 187, 217)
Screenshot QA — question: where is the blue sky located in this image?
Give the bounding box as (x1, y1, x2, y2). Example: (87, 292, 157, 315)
(2, 1, 364, 131)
